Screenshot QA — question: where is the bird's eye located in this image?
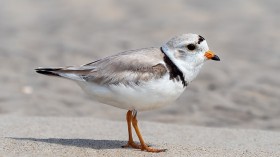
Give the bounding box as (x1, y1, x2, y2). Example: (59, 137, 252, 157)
(186, 44, 196, 51)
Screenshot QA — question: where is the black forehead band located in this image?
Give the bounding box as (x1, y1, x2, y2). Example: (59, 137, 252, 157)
(198, 35, 205, 44)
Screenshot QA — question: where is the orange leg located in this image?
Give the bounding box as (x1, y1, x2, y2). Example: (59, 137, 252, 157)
(122, 110, 141, 149)
(131, 111, 166, 153)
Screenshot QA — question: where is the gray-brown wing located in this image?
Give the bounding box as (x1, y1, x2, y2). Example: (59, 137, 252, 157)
(81, 48, 167, 85)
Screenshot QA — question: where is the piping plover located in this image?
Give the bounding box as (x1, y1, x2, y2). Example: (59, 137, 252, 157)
(36, 33, 220, 152)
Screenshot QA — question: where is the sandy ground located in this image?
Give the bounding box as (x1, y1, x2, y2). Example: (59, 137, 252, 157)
(1, 116, 280, 157)
(0, 0, 280, 132)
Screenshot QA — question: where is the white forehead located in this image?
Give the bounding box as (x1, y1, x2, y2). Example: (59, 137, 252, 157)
(166, 33, 203, 47)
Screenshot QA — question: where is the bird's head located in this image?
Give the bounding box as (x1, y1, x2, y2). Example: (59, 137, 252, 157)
(161, 33, 220, 83)
(162, 33, 220, 67)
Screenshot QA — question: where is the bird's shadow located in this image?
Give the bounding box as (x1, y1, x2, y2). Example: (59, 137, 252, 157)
(10, 138, 128, 149)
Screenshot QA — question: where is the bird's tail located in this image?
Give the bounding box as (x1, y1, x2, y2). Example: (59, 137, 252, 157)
(35, 68, 63, 77)
(35, 67, 89, 81)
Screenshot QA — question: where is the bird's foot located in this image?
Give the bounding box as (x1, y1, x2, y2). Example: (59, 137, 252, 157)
(140, 144, 167, 153)
(122, 141, 141, 149)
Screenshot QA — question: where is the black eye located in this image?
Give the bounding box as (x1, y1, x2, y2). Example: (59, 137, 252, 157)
(186, 44, 196, 51)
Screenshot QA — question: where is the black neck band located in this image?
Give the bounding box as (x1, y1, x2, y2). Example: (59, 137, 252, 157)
(160, 47, 187, 87)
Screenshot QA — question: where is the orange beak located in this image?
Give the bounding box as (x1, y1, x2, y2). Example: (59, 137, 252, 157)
(204, 50, 220, 61)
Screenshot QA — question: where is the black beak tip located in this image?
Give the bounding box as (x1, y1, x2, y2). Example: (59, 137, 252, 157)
(212, 55, 220, 61)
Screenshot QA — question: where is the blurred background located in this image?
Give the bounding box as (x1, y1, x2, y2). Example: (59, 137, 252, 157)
(0, 0, 279, 131)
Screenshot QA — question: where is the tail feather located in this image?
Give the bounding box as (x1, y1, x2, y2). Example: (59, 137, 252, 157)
(35, 67, 89, 81)
(35, 68, 62, 77)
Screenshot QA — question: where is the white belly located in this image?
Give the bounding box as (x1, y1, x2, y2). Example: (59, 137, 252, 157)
(77, 75, 185, 111)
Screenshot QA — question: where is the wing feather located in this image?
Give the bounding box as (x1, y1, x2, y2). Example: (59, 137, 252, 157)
(38, 48, 168, 85)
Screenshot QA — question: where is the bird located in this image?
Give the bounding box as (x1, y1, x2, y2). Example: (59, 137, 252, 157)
(35, 33, 220, 153)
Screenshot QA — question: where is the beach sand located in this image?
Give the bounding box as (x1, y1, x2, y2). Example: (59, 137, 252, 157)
(1, 116, 280, 157)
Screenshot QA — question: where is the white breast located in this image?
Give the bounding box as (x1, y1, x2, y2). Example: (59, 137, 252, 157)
(77, 75, 185, 111)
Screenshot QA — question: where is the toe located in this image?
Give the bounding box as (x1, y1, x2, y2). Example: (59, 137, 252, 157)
(142, 146, 167, 153)
(122, 141, 141, 149)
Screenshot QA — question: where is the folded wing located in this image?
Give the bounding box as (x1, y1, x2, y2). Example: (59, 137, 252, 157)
(36, 48, 167, 86)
